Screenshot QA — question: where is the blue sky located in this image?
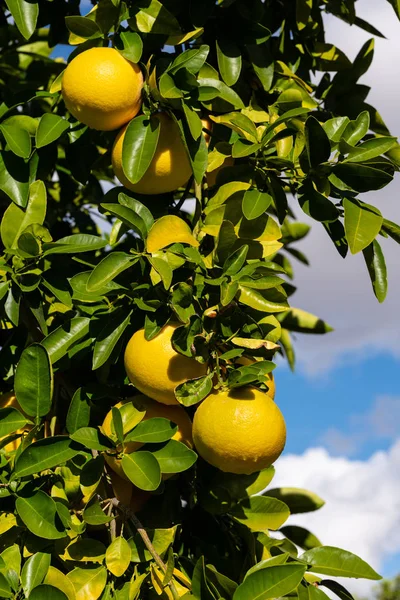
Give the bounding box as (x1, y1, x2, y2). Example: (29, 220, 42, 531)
(55, 1, 400, 595)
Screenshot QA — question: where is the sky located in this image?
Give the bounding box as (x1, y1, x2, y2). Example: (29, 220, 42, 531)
(53, 1, 400, 596)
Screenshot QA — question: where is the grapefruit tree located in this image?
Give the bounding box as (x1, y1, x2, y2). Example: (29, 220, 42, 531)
(1, 1, 399, 598)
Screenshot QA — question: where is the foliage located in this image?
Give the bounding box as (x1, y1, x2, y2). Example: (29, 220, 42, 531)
(1, 0, 400, 599)
(371, 575, 400, 600)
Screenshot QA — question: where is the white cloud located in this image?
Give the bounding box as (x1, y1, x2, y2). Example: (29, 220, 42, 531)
(273, 440, 400, 597)
(319, 395, 400, 455)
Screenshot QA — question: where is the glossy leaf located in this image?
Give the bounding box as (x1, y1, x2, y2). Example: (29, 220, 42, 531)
(344, 136, 396, 163)
(117, 31, 143, 63)
(14, 343, 53, 418)
(105, 536, 132, 577)
(93, 310, 132, 370)
(0, 407, 29, 437)
(21, 552, 51, 597)
(363, 239, 387, 302)
(42, 317, 90, 363)
(300, 546, 382, 579)
(125, 418, 178, 443)
(233, 564, 307, 600)
(129, 527, 177, 563)
(67, 566, 107, 600)
(1, 179, 46, 249)
(70, 427, 113, 451)
(29, 585, 68, 600)
(150, 439, 197, 473)
(281, 525, 322, 551)
(242, 190, 273, 220)
(265, 487, 325, 513)
(66, 388, 91, 434)
(83, 501, 113, 526)
(175, 374, 214, 407)
(87, 253, 134, 292)
(278, 308, 333, 334)
(121, 451, 161, 491)
(44, 568, 76, 600)
(42, 234, 107, 256)
(230, 495, 290, 531)
(4, 0, 38, 39)
(0, 573, 11, 599)
(0, 123, 31, 158)
(216, 39, 242, 86)
(334, 163, 393, 192)
(122, 115, 160, 184)
(343, 198, 383, 254)
(16, 491, 66, 539)
(14, 436, 82, 477)
(305, 116, 331, 167)
(36, 114, 70, 148)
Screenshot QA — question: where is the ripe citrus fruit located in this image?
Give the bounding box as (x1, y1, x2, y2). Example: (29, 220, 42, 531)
(192, 387, 286, 475)
(124, 323, 207, 405)
(61, 47, 143, 131)
(102, 395, 193, 480)
(0, 392, 32, 453)
(112, 112, 192, 194)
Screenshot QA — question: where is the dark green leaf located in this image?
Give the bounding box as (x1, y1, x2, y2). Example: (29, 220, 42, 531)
(14, 436, 82, 478)
(5, 0, 38, 39)
(129, 0, 181, 35)
(21, 552, 51, 597)
(242, 190, 273, 220)
(0, 573, 12, 599)
(14, 344, 53, 418)
(343, 111, 370, 145)
(29, 585, 68, 600)
(305, 116, 331, 167)
(382, 218, 400, 243)
(93, 310, 132, 370)
(300, 547, 382, 579)
(42, 317, 90, 363)
(36, 114, 70, 149)
(83, 500, 113, 526)
(216, 39, 242, 86)
(223, 245, 249, 276)
(233, 564, 306, 600)
(117, 31, 143, 63)
(65, 16, 101, 38)
(125, 418, 178, 443)
(43, 234, 107, 255)
(247, 43, 274, 92)
(16, 491, 66, 539)
(0, 151, 31, 207)
(122, 115, 160, 184)
(175, 374, 214, 407)
(70, 427, 113, 451)
(0, 123, 31, 158)
(87, 253, 134, 292)
(265, 487, 325, 513)
(343, 198, 383, 254)
(170, 45, 209, 74)
(281, 525, 322, 551)
(363, 239, 387, 302)
(150, 439, 197, 473)
(278, 308, 333, 334)
(66, 388, 91, 434)
(121, 451, 161, 491)
(319, 580, 355, 600)
(0, 407, 29, 437)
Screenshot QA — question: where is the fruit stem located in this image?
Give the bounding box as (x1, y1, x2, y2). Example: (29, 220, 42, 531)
(111, 499, 180, 600)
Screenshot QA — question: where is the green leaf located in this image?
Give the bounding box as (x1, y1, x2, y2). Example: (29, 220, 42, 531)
(298, 185, 339, 223)
(101, 203, 148, 239)
(382, 218, 400, 243)
(29, 586, 68, 600)
(125, 418, 178, 444)
(70, 427, 113, 451)
(65, 16, 101, 39)
(323, 116, 350, 143)
(159, 72, 183, 99)
(1, 179, 46, 249)
(344, 136, 397, 163)
(343, 111, 370, 145)
(16, 491, 66, 539)
(42, 234, 107, 256)
(305, 116, 331, 167)
(265, 488, 325, 514)
(122, 115, 160, 184)
(42, 317, 90, 363)
(278, 308, 333, 334)
(67, 566, 107, 600)
(129, 0, 181, 35)
(87, 253, 134, 292)
(83, 501, 113, 526)
(343, 198, 383, 254)
(237, 286, 289, 313)
(105, 536, 131, 578)
(300, 546, 382, 580)
(216, 39, 242, 86)
(247, 43, 274, 92)
(117, 31, 143, 63)
(233, 564, 307, 600)
(242, 190, 273, 221)
(129, 527, 177, 563)
(296, 0, 312, 30)
(170, 45, 209, 74)
(281, 526, 322, 551)
(36, 114, 70, 149)
(0, 407, 29, 437)
(93, 310, 132, 370)
(182, 103, 203, 140)
(223, 245, 249, 276)
(14, 343, 53, 418)
(175, 373, 214, 407)
(14, 436, 82, 478)
(5, 0, 38, 40)
(21, 552, 51, 597)
(149, 255, 173, 290)
(118, 193, 154, 233)
(387, 0, 400, 19)
(150, 439, 197, 473)
(363, 239, 387, 303)
(230, 495, 290, 531)
(0, 123, 31, 158)
(121, 451, 161, 491)
(198, 78, 245, 109)
(319, 580, 355, 600)
(0, 572, 11, 599)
